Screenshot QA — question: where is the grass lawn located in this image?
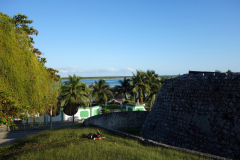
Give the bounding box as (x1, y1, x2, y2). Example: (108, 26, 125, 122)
(0, 124, 214, 160)
(118, 128, 142, 136)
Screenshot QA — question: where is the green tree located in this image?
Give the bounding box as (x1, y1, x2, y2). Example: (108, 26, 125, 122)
(1, 13, 60, 81)
(85, 88, 95, 107)
(226, 69, 232, 73)
(159, 76, 166, 84)
(93, 79, 113, 104)
(114, 77, 132, 100)
(130, 70, 150, 105)
(0, 13, 60, 124)
(60, 74, 89, 124)
(145, 70, 161, 111)
(145, 70, 159, 84)
(215, 70, 221, 73)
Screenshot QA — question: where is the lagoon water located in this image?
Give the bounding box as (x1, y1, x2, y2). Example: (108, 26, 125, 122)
(61, 79, 123, 87)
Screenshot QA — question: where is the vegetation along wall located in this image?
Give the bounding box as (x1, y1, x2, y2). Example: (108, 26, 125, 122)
(140, 72, 240, 159)
(0, 13, 60, 128)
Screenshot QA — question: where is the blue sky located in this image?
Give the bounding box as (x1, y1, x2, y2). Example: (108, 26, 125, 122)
(1, 0, 240, 77)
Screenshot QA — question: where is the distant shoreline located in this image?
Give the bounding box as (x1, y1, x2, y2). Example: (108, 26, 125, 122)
(61, 76, 131, 80)
(61, 75, 178, 80)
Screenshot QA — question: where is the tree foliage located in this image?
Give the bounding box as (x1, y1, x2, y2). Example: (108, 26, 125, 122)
(85, 88, 95, 107)
(226, 69, 232, 73)
(93, 79, 113, 104)
(0, 13, 60, 126)
(128, 70, 166, 109)
(114, 77, 132, 100)
(145, 70, 162, 110)
(60, 74, 89, 122)
(130, 70, 150, 105)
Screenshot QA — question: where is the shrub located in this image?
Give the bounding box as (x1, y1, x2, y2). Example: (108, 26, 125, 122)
(100, 108, 110, 114)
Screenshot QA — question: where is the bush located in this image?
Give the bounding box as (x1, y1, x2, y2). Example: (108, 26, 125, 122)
(100, 108, 110, 114)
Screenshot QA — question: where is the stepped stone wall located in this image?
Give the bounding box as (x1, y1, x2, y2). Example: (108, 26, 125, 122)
(141, 72, 240, 159)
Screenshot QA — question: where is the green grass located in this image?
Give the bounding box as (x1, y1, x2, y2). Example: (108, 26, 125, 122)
(118, 128, 142, 136)
(0, 124, 214, 160)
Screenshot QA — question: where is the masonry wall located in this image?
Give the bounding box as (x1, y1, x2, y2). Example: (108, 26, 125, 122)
(141, 72, 240, 159)
(83, 111, 149, 130)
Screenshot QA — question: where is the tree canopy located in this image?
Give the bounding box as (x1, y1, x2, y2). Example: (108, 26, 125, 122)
(93, 79, 113, 104)
(145, 70, 162, 110)
(130, 70, 150, 105)
(60, 74, 89, 123)
(114, 77, 132, 100)
(0, 13, 60, 126)
(127, 70, 166, 108)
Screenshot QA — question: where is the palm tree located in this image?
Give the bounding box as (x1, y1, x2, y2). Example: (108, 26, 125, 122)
(93, 79, 113, 104)
(147, 83, 161, 111)
(60, 74, 89, 124)
(130, 70, 150, 105)
(85, 88, 95, 107)
(145, 70, 162, 111)
(145, 70, 159, 84)
(114, 77, 132, 100)
(159, 76, 166, 84)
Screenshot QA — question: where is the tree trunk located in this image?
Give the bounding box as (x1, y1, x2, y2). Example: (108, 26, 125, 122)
(46, 112, 48, 129)
(50, 108, 52, 129)
(137, 99, 139, 105)
(140, 90, 143, 104)
(72, 103, 74, 124)
(34, 110, 36, 124)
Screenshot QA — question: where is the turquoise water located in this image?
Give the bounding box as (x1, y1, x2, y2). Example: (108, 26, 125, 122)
(61, 78, 123, 87)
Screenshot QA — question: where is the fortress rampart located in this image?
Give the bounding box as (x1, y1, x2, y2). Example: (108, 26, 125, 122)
(141, 72, 240, 159)
(83, 111, 149, 130)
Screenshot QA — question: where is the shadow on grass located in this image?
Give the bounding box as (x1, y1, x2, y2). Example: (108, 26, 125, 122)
(51, 123, 83, 130)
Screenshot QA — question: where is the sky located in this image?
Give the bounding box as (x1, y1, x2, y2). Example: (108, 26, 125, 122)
(1, 0, 240, 77)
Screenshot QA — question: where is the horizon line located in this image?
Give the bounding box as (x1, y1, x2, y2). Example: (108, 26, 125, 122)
(61, 75, 179, 80)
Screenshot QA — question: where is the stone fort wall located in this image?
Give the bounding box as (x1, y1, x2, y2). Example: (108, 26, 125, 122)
(141, 72, 240, 159)
(83, 111, 150, 130)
